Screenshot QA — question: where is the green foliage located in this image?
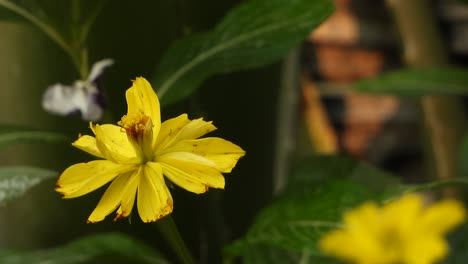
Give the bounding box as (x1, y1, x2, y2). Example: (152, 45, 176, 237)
(0, 166, 57, 203)
(238, 244, 342, 264)
(0, 233, 168, 264)
(0, 125, 69, 150)
(226, 179, 374, 256)
(153, 0, 334, 105)
(0, 0, 107, 74)
(225, 155, 400, 259)
(459, 133, 468, 178)
(287, 155, 400, 194)
(0, 0, 105, 44)
(353, 67, 468, 96)
(226, 155, 468, 262)
(443, 224, 468, 264)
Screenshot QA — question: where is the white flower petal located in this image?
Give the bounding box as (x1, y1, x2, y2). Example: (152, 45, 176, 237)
(42, 82, 104, 121)
(81, 98, 104, 121)
(42, 83, 83, 116)
(88, 58, 114, 83)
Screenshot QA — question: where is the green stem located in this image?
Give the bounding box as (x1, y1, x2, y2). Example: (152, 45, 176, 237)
(402, 178, 468, 194)
(80, 47, 89, 80)
(0, 0, 81, 74)
(157, 215, 196, 264)
(80, 0, 108, 45)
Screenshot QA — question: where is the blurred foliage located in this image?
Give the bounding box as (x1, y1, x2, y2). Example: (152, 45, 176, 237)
(225, 155, 400, 258)
(235, 244, 342, 264)
(153, 0, 333, 105)
(353, 67, 468, 96)
(0, 0, 468, 263)
(444, 223, 468, 264)
(0, 233, 167, 264)
(459, 134, 468, 178)
(0, 125, 69, 150)
(226, 180, 373, 255)
(0, 166, 56, 204)
(0, 0, 106, 75)
(226, 155, 468, 262)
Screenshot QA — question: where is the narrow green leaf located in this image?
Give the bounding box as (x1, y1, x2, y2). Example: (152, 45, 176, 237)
(0, 232, 168, 264)
(353, 67, 468, 96)
(0, 125, 69, 150)
(0, 166, 57, 203)
(153, 0, 334, 105)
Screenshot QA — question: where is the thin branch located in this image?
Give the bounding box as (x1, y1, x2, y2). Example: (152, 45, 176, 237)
(0, 0, 80, 73)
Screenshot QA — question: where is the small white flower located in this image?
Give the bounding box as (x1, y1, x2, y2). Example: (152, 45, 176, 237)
(42, 59, 114, 121)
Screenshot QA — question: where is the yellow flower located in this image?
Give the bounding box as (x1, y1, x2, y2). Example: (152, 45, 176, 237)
(56, 77, 245, 223)
(319, 194, 466, 264)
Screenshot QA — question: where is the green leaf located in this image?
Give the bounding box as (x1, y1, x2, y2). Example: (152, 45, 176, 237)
(0, 125, 69, 150)
(0, 166, 57, 203)
(225, 155, 401, 258)
(442, 224, 468, 264)
(225, 179, 376, 257)
(154, 0, 334, 105)
(353, 67, 468, 96)
(238, 244, 342, 264)
(287, 155, 400, 194)
(227, 155, 468, 262)
(0, 232, 168, 264)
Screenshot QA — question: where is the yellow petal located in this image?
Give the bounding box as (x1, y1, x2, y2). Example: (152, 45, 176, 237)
(126, 77, 161, 141)
(137, 163, 173, 222)
(173, 118, 216, 142)
(320, 230, 363, 263)
(114, 169, 140, 221)
(93, 124, 139, 164)
(56, 160, 134, 198)
(159, 163, 207, 194)
(158, 153, 225, 193)
(159, 151, 217, 167)
(420, 199, 466, 234)
(155, 114, 190, 148)
(162, 137, 245, 172)
(343, 202, 379, 229)
(404, 236, 448, 264)
(157, 116, 216, 151)
(87, 171, 135, 223)
(72, 135, 104, 158)
(381, 194, 422, 232)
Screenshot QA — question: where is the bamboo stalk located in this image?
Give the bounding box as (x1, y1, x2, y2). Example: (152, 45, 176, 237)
(387, 0, 465, 192)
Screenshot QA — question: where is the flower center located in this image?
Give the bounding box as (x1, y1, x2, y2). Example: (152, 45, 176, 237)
(118, 112, 154, 162)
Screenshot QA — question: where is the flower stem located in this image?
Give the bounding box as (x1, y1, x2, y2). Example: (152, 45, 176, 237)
(157, 215, 196, 264)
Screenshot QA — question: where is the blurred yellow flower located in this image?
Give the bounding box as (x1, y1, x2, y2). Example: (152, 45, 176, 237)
(319, 194, 466, 264)
(56, 77, 245, 223)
